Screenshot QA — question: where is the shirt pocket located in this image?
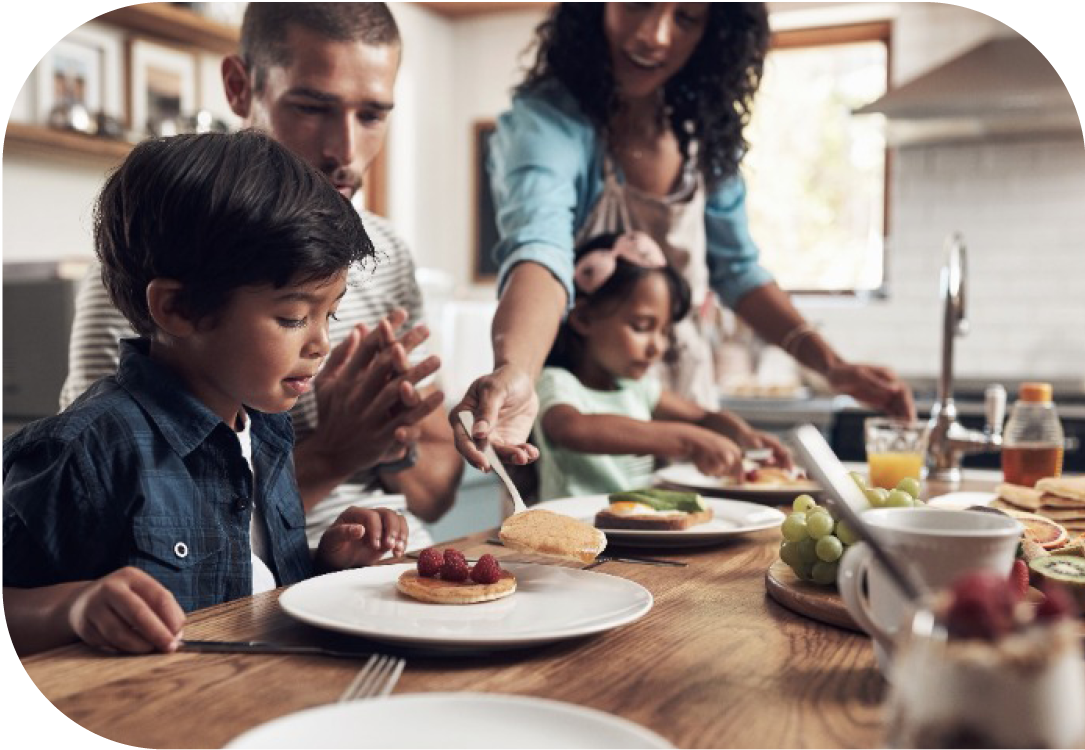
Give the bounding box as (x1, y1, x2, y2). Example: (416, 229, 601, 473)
(131, 517, 226, 610)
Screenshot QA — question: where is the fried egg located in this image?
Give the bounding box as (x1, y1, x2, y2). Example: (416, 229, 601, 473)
(607, 501, 684, 517)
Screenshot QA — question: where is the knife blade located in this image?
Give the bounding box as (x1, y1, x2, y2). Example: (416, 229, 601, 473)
(180, 640, 374, 659)
(482, 538, 687, 567)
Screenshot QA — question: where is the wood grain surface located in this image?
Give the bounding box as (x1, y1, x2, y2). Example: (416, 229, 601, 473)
(20, 475, 997, 749)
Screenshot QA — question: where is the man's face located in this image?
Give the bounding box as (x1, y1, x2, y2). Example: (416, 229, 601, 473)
(247, 25, 400, 201)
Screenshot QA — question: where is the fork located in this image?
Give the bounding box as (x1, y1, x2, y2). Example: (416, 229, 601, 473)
(337, 654, 405, 702)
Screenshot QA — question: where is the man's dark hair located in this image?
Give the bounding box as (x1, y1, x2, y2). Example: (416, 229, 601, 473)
(94, 130, 373, 336)
(241, 2, 401, 93)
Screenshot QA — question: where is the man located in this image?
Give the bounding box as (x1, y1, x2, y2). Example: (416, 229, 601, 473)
(60, 3, 462, 550)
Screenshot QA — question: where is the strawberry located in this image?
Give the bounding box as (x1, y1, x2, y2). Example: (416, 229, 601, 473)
(1008, 559, 1030, 600)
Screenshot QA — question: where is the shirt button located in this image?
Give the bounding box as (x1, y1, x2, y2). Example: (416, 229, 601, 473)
(234, 496, 250, 512)
(174, 541, 189, 559)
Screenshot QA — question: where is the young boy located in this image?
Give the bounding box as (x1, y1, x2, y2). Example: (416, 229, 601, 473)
(3, 130, 412, 656)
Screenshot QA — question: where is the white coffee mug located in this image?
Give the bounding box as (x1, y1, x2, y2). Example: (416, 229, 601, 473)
(837, 507, 1021, 672)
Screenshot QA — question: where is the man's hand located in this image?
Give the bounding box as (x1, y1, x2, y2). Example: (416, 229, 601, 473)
(451, 364, 539, 471)
(67, 567, 185, 654)
(316, 507, 409, 570)
(300, 310, 445, 493)
(827, 362, 916, 422)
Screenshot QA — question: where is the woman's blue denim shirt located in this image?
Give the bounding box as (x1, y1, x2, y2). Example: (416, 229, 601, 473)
(488, 79, 775, 309)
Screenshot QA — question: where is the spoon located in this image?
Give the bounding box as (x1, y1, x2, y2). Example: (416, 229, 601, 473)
(457, 411, 528, 515)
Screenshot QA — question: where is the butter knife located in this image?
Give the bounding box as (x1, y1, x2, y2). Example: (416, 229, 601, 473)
(482, 537, 687, 567)
(181, 640, 374, 659)
(457, 411, 528, 514)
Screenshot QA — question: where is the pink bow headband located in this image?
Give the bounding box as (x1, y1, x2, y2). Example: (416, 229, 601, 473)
(573, 232, 667, 294)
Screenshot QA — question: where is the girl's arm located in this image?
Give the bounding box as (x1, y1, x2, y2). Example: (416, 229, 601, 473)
(653, 390, 793, 468)
(540, 404, 744, 479)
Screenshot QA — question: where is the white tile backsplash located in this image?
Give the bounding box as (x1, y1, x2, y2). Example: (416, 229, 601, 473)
(805, 135, 1085, 382)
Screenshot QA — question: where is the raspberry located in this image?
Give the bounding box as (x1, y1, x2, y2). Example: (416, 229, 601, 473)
(416, 548, 442, 578)
(1008, 559, 1030, 600)
(745, 469, 760, 483)
(470, 554, 502, 584)
(440, 548, 470, 582)
(945, 570, 1017, 640)
(1036, 583, 1077, 622)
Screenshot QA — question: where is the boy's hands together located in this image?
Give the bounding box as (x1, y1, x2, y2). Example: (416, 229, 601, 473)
(317, 506, 409, 570)
(68, 567, 185, 654)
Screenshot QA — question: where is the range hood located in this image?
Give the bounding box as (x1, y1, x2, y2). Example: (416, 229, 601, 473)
(854, 35, 1082, 144)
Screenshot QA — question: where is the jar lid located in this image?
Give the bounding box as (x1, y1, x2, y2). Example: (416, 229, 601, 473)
(1019, 382, 1053, 402)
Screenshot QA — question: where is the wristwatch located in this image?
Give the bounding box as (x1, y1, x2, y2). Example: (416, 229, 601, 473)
(376, 444, 418, 474)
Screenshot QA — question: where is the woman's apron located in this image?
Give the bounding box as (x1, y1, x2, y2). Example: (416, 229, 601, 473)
(575, 155, 720, 409)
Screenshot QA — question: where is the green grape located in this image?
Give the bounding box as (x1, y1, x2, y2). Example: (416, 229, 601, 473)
(781, 513, 808, 542)
(864, 487, 890, 508)
(848, 471, 868, 489)
(779, 541, 803, 568)
(815, 534, 844, 562)
(811, 560, 839, 586)
(792, 494, 817, 513)
(835, 519, 859, 546)
(806, 512, 835, 539)
(885, 489, 915, 508)
(895, 477, 922, 500)
(796, 537, 819, 564)
(791, 561, 815, 581)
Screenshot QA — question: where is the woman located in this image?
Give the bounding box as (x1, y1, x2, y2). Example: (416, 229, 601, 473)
(453, 3, 914, 469)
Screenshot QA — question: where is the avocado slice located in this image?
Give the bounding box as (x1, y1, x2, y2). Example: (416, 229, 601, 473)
(607, 487, 705, 513)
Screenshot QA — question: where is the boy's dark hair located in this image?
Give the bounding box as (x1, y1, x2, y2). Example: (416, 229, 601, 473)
(95, 130, 373, 336)
(546, 232, 692, 371)
(241, 3, 401, 94)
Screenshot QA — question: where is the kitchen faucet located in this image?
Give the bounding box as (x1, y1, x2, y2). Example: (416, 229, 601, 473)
(926, 233, 1006, 484)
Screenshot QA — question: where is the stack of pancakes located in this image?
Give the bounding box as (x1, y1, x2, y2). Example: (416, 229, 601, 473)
(997, 476, 1085, 539)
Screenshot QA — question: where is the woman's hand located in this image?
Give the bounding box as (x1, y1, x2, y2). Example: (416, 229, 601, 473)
(317, 507, 409, 570)
(67, 567, 185, 654)
(451, 364, 540, 471)
(827, 362, 916, 421)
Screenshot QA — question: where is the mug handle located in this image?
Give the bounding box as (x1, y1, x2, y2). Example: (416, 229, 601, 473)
(837, 542, 895, 654)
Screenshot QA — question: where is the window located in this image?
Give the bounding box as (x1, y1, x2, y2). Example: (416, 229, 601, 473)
(742, 23, 890, 295)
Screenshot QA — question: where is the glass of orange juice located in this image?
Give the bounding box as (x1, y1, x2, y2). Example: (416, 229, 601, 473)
(865, 417, 929, 490)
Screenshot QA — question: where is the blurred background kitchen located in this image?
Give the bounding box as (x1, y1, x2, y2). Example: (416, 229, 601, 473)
(4, 2, 1084, 537)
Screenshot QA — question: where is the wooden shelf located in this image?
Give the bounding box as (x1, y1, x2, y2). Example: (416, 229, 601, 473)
(96, 3, 238, 55)
(4, 123, 133, 164)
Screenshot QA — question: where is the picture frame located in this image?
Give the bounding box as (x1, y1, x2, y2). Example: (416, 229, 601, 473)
(128, 38, 198, 137)
(35, 28, 120, 123)
(473, 120, 499, 283)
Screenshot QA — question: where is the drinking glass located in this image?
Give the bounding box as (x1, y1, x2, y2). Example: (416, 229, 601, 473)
(865, 418, 929, 490)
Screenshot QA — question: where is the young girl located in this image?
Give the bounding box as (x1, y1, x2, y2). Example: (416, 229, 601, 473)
(534, 231, 792, 501)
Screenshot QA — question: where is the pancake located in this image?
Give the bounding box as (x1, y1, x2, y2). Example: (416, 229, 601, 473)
(499, 509, 607, 564)
(396, 569, 516, 605)
(1036, 476, 1085, 503)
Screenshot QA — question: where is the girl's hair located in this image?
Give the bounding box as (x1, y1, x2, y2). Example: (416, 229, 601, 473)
(546, 232, 692, 371)
(95, 129, 372, 336)
(519, 3, 770, 188)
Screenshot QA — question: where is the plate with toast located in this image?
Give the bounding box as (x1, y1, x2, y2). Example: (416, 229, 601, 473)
(655, 462, 821, 503)
(279, 562, 652, 650)
(533, 493, 786, 548)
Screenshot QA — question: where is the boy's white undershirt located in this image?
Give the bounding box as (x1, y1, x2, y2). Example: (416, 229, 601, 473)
(234, 412, 277, 594)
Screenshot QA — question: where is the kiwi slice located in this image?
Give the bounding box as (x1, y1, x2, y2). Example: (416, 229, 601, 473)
(1028, 556, 1085, 608)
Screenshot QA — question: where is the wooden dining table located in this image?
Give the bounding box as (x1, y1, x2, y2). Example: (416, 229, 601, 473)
(17, 473, 1000, 749)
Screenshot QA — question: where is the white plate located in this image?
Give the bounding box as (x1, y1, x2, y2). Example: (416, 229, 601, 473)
(227, 692, 672, 748)
(533, 495, 785, 548)
(655, 463, 821, 503)
(279, 563, 652, 650)
(926, 491, 998, 509)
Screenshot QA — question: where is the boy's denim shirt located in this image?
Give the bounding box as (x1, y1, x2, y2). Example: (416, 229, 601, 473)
(3, 338, 314, 611)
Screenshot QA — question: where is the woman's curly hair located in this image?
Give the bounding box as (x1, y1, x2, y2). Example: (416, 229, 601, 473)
(519, 3, 770, 188)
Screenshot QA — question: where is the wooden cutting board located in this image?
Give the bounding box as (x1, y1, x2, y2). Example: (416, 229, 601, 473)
(764, 559, 864, 634)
